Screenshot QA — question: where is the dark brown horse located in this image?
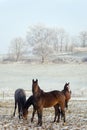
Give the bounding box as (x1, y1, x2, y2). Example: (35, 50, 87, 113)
(31, 79, 66, 126)
(54, 82, 71, 122)
(23, 95, 37, 121)
(13, 88, 26, 119)
(62, 82, 71, 109)
(23, 82, 71, 124)
(23, 95, 60, 122)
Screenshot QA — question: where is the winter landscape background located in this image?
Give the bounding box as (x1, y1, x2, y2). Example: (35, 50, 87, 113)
(0, 60, 87, 100)
(0, 61, 87, 129)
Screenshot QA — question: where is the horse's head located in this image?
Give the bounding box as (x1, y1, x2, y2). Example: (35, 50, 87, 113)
(32, 79, 39, 95)
(64, 82, 71, 93)
(23, 108, 28, 120)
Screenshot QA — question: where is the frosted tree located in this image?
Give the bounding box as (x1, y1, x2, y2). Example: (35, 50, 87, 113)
(9, 37, 26, 61)
(58, 28, 66, 52)
(26, 24, 54, 63)
(79, 31, 87, 47)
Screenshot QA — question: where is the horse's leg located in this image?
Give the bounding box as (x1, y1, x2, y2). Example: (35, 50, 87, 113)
(61, 106, 65, 123)
(37, 108, 43, 126)
(31, 106, 36, 122)
(65, 101, 68, 110)
(54, 107, 57, 122)
(57, 107, 61, 122)
(54, 104, 59, 122)
(60, 102, 66, 123)
(18, 103, 21, 119)
(61, 109, 65, 123)
(13, 100, 17, 117)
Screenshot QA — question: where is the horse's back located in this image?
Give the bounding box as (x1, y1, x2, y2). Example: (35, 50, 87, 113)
(15, 88, 26, 97)
(44, 90, 64, 99)
(37, 90, 65, 108)
(14, 88, 26, 104)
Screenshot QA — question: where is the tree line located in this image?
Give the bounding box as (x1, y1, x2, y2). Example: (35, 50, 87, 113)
(7, 24, 87, 63)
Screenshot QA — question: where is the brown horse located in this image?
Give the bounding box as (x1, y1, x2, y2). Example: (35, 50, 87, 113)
(23, 95, 60, 123)
(32, 79, 66, 126)
(23, 82, 71, 123)
(23, 95, 37, 121)
(62, 82, 71, 109)
(54, 82, 71, 122)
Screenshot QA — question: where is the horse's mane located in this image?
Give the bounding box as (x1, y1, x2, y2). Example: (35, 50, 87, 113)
(62, 83, 70, 94)
(38, 86, 44, 93)
(24, 95, 34, 109)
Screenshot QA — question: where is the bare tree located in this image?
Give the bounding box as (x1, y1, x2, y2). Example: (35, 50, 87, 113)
(26, 24, 54, 63)
(79, 31, 87, 47)
(9, 37, 26, 61)
(33, 44, 53, 63)
(58, 28, 66, 52)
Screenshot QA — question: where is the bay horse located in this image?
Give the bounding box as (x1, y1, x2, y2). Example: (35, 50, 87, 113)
(13, 88, 26, 119)
(23, 95, 37, 121)
(31, 79, 66, 126)
(54, 82, 71, 122)
(23, 93, 65, 125)
(62, 82, 71, 109)
(23, 82, 71, 124)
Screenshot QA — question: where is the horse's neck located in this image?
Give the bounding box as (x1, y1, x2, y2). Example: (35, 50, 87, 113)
(61, 89, 67, 95)
(33, 86, 44, 97)
(25, 96, 34, 109)
(62, 89, 71, 100)
(62, 89, 65, 93)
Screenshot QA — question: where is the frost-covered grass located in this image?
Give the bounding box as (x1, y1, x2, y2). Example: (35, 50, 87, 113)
(0, 63, 87, 129)
(0, 63, 87, 98)
(0, 100, 87, 130)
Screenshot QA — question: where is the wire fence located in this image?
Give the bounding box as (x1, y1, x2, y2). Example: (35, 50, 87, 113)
(0, 89, 87, 101)
(0, 90, 32, 101)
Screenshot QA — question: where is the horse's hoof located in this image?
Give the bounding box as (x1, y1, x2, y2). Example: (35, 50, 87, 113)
(53, 119, 56, 123)
(57, 120, 60, 123)
(63, 122, 66, 126)
(37, 122, 42, 126)
(67, 110, 71, 113)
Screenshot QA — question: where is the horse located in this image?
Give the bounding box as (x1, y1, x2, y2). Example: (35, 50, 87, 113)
(54, 82, 71, 122)
(23, 95, 38, 121)
(31, 79, 66, 126)
(23, 97, 64, 123)
(62, 82, 71, 109)
(23, 82, 71, 124)
(13, 88, 26, 119)
(23, 94, 64, 124)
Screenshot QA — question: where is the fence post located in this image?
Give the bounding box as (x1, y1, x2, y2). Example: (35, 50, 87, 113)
(3, 91, 4, 99)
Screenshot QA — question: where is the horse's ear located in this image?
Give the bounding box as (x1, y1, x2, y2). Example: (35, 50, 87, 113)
(36, 79, 38, 83)
(65, 82, 67, 85)
(32, 79, 34, 83)
(68, 82, 70, 85)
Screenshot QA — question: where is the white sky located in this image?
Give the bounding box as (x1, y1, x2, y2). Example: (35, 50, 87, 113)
(0, 0, 87, 54)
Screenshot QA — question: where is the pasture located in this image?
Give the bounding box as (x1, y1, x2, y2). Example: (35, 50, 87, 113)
(0, 63, 87, 129)
(0, 100, 87, 130)
(0, 63, 87, 98)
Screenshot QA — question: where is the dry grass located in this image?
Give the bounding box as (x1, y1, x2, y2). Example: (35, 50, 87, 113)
(0, 99, 87, 130)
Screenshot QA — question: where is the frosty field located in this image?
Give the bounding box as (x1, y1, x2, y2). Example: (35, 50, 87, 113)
(0, 63, 87, 129)
(0, 63, 87, 98)
(0, 100, 87, 130)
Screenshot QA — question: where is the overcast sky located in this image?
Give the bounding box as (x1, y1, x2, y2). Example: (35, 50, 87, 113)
(0, 0, 87, 54)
